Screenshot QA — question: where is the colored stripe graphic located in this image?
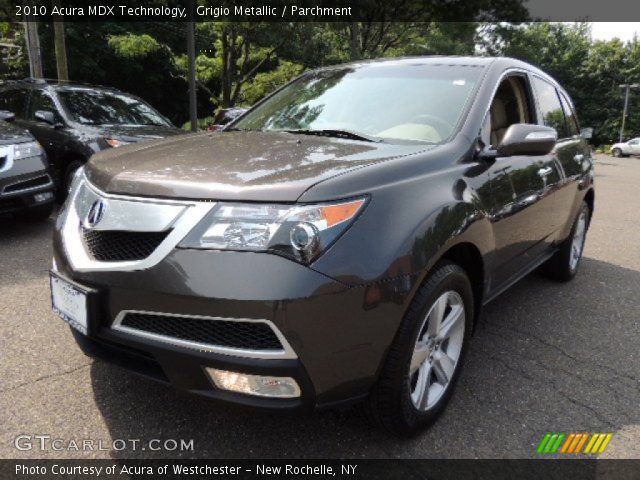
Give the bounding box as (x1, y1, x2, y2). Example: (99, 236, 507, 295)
(537, 433, 551, 454)
(598, 433, 613, 453)
(584, 433, 599, 453)
(575, 433, 589, 453)
(560, 433, 575, 453)
(538, 433, 613, 454)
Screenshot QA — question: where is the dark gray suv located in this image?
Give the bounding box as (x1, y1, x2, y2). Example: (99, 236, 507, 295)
(50, 57, 594, 435)
(0, 111, 55, 220)
(0, 79, 182, 195)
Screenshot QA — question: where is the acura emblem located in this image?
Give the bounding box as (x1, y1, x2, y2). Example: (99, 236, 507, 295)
(85, 199, 107, 228)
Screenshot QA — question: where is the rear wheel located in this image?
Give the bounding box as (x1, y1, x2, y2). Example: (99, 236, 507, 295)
(366, 261, 473, 436)
(541, 202, 589, 281)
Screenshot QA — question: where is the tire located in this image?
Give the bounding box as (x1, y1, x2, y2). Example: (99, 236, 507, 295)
(365, 261, 474, 436)
(612, 148, 622, 157)
(541, 201, 590, 282)
(23, 203, 54, 222)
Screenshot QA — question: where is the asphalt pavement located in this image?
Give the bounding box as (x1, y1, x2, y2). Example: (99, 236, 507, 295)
(0, 153, 638, 459)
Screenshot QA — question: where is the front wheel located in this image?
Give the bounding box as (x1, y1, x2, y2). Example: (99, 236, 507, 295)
(365, 261, 474, 436)
(612, 148, 623, 157)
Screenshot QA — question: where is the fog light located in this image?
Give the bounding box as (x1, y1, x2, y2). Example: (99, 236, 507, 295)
(33, 191, 53, 203)
(205, 368, 301, 398)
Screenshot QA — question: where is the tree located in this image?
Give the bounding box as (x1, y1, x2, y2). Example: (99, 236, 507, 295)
(481, 22, 640, 143)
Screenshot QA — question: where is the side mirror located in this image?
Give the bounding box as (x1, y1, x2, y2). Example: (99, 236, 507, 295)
(35, 110, 58, 126)
(0, 110, 15, 122)
(493, 124, 557, 157)
(580, 127, 593, 140)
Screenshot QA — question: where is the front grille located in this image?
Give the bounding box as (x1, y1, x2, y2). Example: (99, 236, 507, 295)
(81, 228, 170, 262)
(118, 312, 284, 351)
(3, 174, 51, 194)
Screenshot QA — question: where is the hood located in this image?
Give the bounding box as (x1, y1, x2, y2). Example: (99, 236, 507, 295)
(0, 121, 33, 145)
(100, 124, 183, 142)
(85, 131, 431, 201)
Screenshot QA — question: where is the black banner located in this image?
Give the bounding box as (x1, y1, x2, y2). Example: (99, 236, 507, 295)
(2, 460, 640, 480)
(3, 0, 640, 22)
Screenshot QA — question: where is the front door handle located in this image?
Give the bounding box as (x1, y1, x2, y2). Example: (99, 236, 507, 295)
(537, 166, 552, 177)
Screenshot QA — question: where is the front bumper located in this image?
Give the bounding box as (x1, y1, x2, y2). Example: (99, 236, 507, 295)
(52, 177, 414, 410)
(53, 244, 411, 410)
(0, 154, 54, 215)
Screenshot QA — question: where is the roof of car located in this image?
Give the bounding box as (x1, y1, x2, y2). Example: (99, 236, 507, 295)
(0, 78, 121, 93)
(312, 56, 557, 90)
(336, 56, 497, 67)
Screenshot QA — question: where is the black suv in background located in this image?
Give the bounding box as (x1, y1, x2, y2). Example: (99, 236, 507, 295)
(0, 79, 183, 195)
(0, 110, 55, 220)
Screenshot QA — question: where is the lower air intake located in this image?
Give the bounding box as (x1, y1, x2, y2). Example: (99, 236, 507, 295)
(118, 312, 284, 351)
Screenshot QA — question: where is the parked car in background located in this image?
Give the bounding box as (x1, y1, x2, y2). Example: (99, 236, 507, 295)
(0, 79, 183, 195)
(0, 110, 55, 220)
(51, 57, 594, 436)
(610, 138, 640, 157)
(207, 107, 248, 131)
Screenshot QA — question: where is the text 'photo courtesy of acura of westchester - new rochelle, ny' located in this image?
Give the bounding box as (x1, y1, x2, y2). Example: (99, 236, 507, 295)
(50, 56, 594, 436)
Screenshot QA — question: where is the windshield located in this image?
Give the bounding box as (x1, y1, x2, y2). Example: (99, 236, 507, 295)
(58, 89, 171, 127)
(234, 63, 483, 143)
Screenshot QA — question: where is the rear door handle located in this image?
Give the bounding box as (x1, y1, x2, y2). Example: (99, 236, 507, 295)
(537, 166, 552, 177)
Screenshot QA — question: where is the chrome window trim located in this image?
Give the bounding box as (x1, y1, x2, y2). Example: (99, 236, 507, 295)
(112, 310, 298, 360)
(60, 174, 215, 272)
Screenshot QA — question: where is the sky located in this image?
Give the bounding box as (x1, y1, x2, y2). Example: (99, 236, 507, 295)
(590, 23, 640, 42)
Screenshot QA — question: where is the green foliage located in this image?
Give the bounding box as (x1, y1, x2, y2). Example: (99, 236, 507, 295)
(108, 33, 161, 58)
(3, 20, 638, 140)
(483, 23, 640, 144)
(241, 61, 305, 105)
(181, 116, 215, 130)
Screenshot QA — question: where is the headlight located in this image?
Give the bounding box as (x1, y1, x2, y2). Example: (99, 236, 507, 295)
(14, 141, 43, 159)
(179, 198, 367, 263)
(105, 138, 129, 148)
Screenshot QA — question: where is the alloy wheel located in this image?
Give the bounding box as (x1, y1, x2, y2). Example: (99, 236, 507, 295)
(570, 209, 587, 271)
(409, 290, 465, 411)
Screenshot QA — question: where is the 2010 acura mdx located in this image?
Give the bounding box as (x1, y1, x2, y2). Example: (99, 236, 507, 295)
(51, 57, 594, 436)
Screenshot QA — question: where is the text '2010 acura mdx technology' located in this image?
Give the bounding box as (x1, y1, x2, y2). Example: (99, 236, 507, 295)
(51, 57, 594, 436)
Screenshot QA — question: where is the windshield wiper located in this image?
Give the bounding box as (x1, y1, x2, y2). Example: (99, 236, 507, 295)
(285, 129, 383, 143)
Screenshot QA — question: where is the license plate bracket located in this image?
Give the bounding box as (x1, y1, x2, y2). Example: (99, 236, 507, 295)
(50, 270, 99, 337)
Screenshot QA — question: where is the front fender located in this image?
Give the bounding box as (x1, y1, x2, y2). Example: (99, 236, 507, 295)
(311, 163, 494, 289)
